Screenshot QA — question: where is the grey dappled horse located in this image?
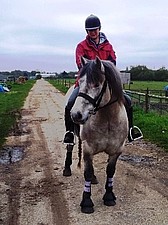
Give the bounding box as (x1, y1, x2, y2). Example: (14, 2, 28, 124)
(70, 57, 128, 213)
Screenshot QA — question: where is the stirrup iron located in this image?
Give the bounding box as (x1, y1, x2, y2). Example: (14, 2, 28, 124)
(129, 126, 143, 141)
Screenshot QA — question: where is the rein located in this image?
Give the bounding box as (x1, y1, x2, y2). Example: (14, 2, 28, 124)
(78, 80, 118, 114)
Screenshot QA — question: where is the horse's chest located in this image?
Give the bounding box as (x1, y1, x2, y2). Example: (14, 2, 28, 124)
(82, 122, 117, 147)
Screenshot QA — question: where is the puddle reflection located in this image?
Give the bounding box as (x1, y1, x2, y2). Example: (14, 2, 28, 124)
(0, 146, 24, 165)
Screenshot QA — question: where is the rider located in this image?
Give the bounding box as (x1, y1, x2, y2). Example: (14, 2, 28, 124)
(63, 14, 143, 144)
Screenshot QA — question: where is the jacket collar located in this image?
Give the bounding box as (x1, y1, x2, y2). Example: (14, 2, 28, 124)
(86, 32, 108, 48)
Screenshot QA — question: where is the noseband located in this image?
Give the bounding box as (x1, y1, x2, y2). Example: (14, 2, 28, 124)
(78, 80, 118, 114)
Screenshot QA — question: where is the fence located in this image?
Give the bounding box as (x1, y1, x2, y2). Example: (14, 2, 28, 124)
(53, 79, 168, 115)
(54, 79, 74, 89)
(125, 88, 168, 115)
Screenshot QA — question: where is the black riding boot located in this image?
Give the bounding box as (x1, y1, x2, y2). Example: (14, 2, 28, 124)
(126, 105, 143, 142)
(126, 106, 134, 142)
(63, 106, 75, 145)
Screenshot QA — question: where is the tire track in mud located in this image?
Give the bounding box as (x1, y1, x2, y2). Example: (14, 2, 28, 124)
(3, 164, 22, 224)
(29, 119, 69, 225)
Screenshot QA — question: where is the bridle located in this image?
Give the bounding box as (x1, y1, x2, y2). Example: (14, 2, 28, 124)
(78, 80, 118, 114)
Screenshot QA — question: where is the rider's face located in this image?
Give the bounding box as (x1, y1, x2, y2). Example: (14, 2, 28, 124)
(87, 28, 100, 40)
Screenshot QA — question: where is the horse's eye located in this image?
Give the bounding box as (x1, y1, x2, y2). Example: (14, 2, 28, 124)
(94, 83, 99, 88)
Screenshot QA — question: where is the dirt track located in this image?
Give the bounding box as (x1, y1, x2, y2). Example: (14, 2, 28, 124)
(0, 79, 167, 225)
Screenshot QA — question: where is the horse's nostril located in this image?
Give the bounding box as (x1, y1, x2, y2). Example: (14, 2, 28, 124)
(71, 111, 82, 122)
(76, 111, 82, 120)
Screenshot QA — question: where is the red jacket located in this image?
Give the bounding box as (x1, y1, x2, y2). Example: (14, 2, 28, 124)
(76, 32, 116, 70)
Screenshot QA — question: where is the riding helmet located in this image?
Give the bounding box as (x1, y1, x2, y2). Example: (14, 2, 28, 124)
(85, 14, 101, 30)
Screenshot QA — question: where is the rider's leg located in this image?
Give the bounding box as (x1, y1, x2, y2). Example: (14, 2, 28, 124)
(124, 93, 143, 142)
(63, 86, 79, 144)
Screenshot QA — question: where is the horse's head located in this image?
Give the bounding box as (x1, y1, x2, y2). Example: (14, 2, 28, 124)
(71, 56, 123, 124)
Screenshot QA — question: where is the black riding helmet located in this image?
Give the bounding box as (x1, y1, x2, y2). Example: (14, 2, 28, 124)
(85, 14, 101, 30)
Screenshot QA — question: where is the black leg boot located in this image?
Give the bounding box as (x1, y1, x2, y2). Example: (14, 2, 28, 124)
(126, 106, 134, 142)
(63, 106, 75, 145)
(126, 106, 143, 142)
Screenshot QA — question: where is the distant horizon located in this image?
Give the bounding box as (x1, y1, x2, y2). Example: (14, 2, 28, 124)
(0, 63, 168, 74)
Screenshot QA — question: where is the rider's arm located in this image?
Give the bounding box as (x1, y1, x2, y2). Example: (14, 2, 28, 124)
(75, 43, 85, 70)
(107, 44, 117, 65)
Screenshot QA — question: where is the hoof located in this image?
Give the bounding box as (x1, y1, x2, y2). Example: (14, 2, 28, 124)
(81, 206, 94, 214)
(80, 194, 94, 214)
(91, 175, 99, 184)
(104, 199, 116, 206)
(103, 192, 116, 206)
(63, 167, 71, 176)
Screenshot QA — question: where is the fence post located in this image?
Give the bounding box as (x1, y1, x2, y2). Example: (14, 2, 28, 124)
(160, 98, 162, 115)
(145, 88, 149, 113)
(139, 94, 141, 105)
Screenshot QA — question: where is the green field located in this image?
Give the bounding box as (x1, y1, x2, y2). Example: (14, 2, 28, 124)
(124, 81, 168, 91)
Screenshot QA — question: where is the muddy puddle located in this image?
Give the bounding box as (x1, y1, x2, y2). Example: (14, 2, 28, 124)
(0, 146, 24, 165)
(119, 154, 156, 166)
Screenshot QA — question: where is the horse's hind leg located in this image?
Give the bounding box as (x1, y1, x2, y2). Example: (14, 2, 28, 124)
(103, 153, 121, 206)
(91, 173, 98, 184)
(63, 144, 73, 176)
(80, 152, 94, 214)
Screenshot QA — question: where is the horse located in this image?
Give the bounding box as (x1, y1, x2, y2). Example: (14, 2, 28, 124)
(69, 56, 128, 213)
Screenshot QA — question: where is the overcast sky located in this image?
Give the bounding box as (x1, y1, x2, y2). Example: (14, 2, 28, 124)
(0, 0, 168, 72)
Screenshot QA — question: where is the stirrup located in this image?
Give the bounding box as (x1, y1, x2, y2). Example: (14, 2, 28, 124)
(129, 126, 143, 141)
(63, 131, 75, 145)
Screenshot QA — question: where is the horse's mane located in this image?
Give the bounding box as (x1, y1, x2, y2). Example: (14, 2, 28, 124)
(80, 60, 124, 103)
(80, 61, 104, 85)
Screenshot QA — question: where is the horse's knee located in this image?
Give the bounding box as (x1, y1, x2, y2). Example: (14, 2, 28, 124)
(107, 153, 121, 177)
(83, 152, 94, 181)
(63, 145, 73, 176)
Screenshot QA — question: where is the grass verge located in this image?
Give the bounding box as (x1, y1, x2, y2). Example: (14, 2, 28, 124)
(0, 80, 36, 149)
(134, 106, 168, 152)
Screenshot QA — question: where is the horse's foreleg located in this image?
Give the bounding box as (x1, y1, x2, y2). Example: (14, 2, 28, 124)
(80, 152, 94, 214)
(63, 145, 73, 176)
(103, 153, 121, 206)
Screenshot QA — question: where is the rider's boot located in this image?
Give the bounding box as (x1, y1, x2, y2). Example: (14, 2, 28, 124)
(127, 106, 143, 142)
(63, 107, 75, 145)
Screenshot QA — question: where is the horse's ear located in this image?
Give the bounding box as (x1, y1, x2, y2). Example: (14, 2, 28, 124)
(95, 56, 105, 73)
(81, 57, 88, 67)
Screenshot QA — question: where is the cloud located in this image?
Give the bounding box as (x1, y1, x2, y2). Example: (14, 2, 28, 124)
(0, 0, 168, 71)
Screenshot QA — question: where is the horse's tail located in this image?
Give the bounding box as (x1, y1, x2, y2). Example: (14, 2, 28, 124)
(77, 136, 82, 168)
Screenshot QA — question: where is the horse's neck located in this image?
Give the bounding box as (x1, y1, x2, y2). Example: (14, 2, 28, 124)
(95, 103, 122, 123)
(101, 86, 111, 106)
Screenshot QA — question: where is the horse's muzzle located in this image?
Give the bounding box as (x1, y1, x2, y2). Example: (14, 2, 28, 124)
(71, 111, 88, 125)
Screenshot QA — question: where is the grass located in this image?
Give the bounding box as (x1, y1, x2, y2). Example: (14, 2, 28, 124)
(124, 81, 168, 91)
(133, 106, 168, 151)
(48, 79, 70, 93)
(49, 79, 168, 152)
(0, 80, 36, 148)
